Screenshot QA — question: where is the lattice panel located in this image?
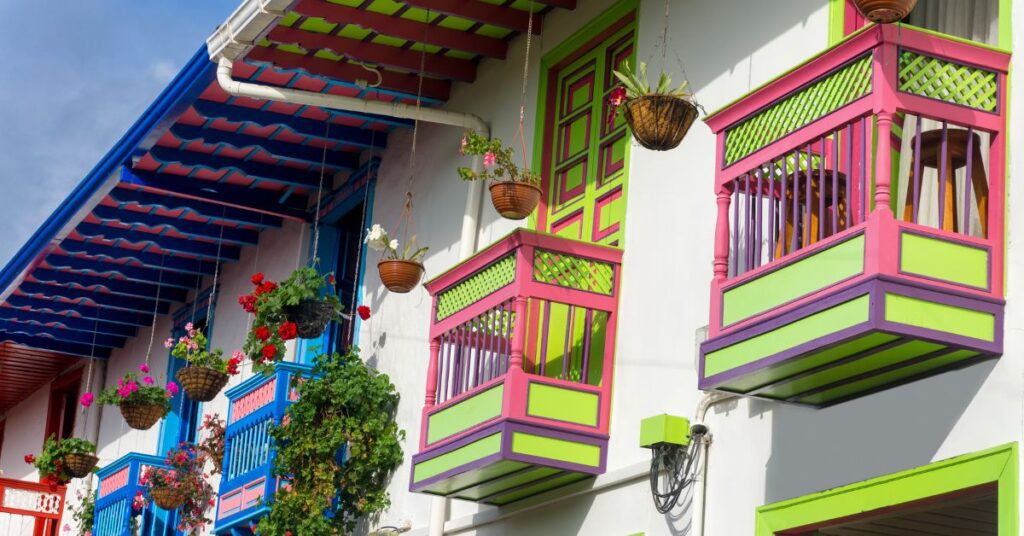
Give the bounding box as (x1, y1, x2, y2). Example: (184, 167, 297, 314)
(2, 488, 62, 515)
(725, 54, 873, 166)
(533, 250, 614, 295)
(435, 255, 517, 321)
(898, 50, 998, 112)
(231, 378, 276, 424)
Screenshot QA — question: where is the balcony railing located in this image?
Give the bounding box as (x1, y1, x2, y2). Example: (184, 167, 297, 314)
(699, 25, 1008, 406)
(94, 453, 168, 536)
(409, 229, 621, 505)
(215, 362, 310, 533)
(0, 478, 65, 535)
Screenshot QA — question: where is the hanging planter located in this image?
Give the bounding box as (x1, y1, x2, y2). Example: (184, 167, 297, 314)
(143, 444, 216, 530)
(366, 224, 428, 293)
(150, 487, 187, 510)
(240, 268, 344, 375)
(64, 452, 100, 479)
(458, 131, 543, 220)
(852, 0, 917, 23)
(489, 181, 543, 220)
(96, 364, 175, 431)
(611, 61, 700, 151)
(168, 325, 239, 402)
(25, 436, 98, 486)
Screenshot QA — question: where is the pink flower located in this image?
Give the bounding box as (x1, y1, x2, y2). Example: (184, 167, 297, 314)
(232, 350, 244, 361)
(185, 322, 194, 332)
(459, 136, 468, 155)
(163, 338, 174, 349)
(139, 362, 150, 374)
(167, 382, 179, 396)
(143, 376, 154, 385)
(483, 151, 496, 168)
(79, 392, 94, 407)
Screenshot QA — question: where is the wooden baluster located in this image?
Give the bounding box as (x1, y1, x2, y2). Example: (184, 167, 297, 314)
(874, 112, 895, 213)
(425, 339, 440, 407)
(713, 187, 731, 281)
(510, 296, 528, 371)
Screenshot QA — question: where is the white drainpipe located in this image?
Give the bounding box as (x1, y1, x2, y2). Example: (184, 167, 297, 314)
(215, 53, 491, 535)
(691, 392, 736, 536)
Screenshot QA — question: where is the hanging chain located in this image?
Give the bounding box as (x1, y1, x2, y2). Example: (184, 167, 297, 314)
(144, 253, 167, 364)
(311, 122, 332, 262)
(515, 1, 536, 166)
(204, 208, 227, 328)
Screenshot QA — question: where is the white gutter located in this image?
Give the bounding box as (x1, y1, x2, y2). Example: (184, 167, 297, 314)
(691, 392, 736, 536)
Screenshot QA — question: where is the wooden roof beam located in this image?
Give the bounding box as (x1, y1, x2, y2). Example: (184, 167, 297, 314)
(400, 0, 541, 34)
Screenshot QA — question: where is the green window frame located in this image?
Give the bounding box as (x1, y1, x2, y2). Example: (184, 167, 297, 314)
(755, 443, 1017, 535)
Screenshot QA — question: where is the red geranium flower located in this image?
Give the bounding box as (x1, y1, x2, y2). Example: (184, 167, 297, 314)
(251, 272, 264, 285)
(23, 454, 34, 464)
(254, 325, 271, 341)
(357, 305, 371, 320)
(261, 344, 277, 361)
(278, 321, 298, 341)
(261, 281, 278, 293)
(326, 274, 335, 285)
(238, 294, 257, 313)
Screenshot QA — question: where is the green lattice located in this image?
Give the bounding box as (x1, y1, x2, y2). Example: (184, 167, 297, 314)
(724, 54, 873, 166)
(533, 250, 614, 295)
(898, 50, 998, 112)
(436, 255, 517, 321)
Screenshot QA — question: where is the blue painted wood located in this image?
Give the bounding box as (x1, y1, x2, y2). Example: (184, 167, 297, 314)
(148, 147, 329, 188)
(5, 295, 155, 327)
(192, 100, 387, 149)
(29, 268, 188, 302)
(0, 307, 138, 337)
(169, 124, 360, 170)
(59, 238, 221, 276)
(215, 362, 313, 535)
(91, 206, 260, 246)
(107, 185, 284, 228)
(94, 452, 171, 536)
(74, 222, 241, 261)
(118, 170, 309, 222)
(0, 330, 112, 357)
(17, 282, 172, 315)
(0, 319, 125, 347)
(43, 254, 203, 290)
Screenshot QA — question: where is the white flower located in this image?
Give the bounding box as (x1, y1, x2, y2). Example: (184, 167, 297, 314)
(389, 239, 399, 251)
(365, 224, 388, 251)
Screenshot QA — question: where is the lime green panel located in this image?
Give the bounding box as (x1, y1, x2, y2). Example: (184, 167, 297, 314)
(704, 295, 871, 378)
(419, 460, 527, 495)
(885, 294, 995, 342)
(798, 349, 979, 405)
(723, 235, 865, 325)
(898, 50, 998, 112)
(639, 414, 689, 448)
(455, 466, 561, 501)
(413, 433, 502, 483)
(427, 385, 504, 444)
(490, 472, 592, 505)
(511, 432, 601, 467)
(527, 383, 599, 426)
(755, 444, 1017, 536)
(435, 254, 516, 321)
(900, 233, 989, 289)
(725, 333, 901, 393)
(760, 340, 945, 399)
(535, 303, 608, 386)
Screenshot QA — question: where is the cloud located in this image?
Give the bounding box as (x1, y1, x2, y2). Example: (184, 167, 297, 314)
(148, 60, 178, 84)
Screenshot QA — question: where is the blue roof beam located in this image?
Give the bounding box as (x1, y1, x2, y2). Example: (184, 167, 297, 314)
(191, 100, 387, 149)
(30, 269, 189, 302)
(0, 320, 125, 348)
(119, 170, 309, 222)
(91, 206, 260, 246)
(58, 239, 220, 276)
(169, 124, 360, 170)
(45, 253, 203, 290)
(17, 282, 173, 315)
(0, 307, 138, 337)
(147, 146, 337, 189)
(5, 295, 155, 327)
(108, 185, 284, 228)
(0, 332, 113, 359)
(74, 222, 241, 262)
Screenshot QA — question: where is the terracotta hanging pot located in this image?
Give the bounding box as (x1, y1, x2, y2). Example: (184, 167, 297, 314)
(489, 181, 542, 220)
(63, 452, 99, 479)
(282, 298, 336, 338)
(176, 366, 230, 402)
(119, 403, 167, 431)
(378, 260, 425, 293)
(852, 0, 917, 23)
(623, 95, 699, 151)
(150, 487, 187, 510)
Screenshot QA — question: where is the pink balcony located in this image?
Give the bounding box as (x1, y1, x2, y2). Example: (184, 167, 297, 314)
(699, 25, 1008, 406)
(409, 229, 621, 505)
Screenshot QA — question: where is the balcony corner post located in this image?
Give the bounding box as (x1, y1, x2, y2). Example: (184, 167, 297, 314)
(713, 187, 732, 281)
(510, 296, 528, 371)
(874, 112, 896, 215)
(425, 338, 440, 408)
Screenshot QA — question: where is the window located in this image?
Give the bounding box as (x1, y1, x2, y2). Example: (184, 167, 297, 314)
(45, 370, 82, 442)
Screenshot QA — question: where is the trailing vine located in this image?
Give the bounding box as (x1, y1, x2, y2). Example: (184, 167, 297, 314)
(259, 349, 404, 535)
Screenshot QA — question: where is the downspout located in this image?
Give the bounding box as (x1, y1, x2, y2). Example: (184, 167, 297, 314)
(215, 56, 490, 536)
(691, 392, 736, 536)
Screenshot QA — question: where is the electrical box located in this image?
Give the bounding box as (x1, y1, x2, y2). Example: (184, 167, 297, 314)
(639, 414, 690, 449)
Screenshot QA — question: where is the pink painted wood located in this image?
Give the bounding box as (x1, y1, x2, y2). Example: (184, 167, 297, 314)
(99, 467, 130, 497)
(230, 378, 277, 424)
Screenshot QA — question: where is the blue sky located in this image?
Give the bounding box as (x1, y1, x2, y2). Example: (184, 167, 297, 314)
(0, 0, 238, 265)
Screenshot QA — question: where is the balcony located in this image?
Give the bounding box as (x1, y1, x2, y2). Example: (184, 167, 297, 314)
(699, 25, 1008, 406)
(214, 362, 310, 534)
(94, 453, 168, 536)
(409, 230, 622, 505)
(0, 478, 66, 535)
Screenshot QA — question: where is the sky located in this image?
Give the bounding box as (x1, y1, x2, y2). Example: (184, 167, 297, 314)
(0, 0, 239, 266)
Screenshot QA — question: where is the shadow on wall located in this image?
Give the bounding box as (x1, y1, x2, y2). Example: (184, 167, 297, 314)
(762, 360, 997, 504)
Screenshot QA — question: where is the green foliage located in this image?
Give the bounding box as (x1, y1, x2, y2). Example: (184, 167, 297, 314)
(96, 369, 173, 412)
(70, 487, 95, 535)
(240, 267, 344, 375)
(259, 350, 405, 535)
(143, 444, 215, 533)
(613, 60, 691, 99)
(365, 224, 428, 262)
(32, 435, 96, 484)
(457, 130, 540, 185)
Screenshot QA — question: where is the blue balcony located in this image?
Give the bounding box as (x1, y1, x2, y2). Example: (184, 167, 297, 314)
(94, 452, 170, 536)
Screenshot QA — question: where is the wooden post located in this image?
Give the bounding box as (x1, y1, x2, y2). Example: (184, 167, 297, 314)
(874, 112, 895, 214)
(713, 187, 732, 281)
(509, 296, 528, 370)
(425, 339, 440, 407)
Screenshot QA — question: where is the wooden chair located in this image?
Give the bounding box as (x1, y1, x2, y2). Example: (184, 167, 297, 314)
(775, 169, 849, 257)
(902, 128, 989, 237)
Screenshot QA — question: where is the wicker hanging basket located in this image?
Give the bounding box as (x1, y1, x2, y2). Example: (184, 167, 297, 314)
(378, 260, 425, 294)
(119, 403, 167, 430)
(63, 453, 99, 479)
(489, 181, 542, 220)
(176, 366, 230, 402)
(282, 298, 336, 339)
(852, 0, 917, 23)
(623, 95, 699, 151)
(150, 487, 187, 510)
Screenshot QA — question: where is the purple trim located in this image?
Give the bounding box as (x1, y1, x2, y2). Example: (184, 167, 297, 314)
(768, 163, 776, 263)
(755, 168, 763, 267)
(581, 309, 592, 383)
(819, 136, 826, 241)
(745, 172, 752, 273)
(964, 127, 975, 235)
(896, 229, 992, 292)
(832, 131, 839, 234)
(938, 122, 948, 229)
(913, 114, 922, 223)
(845, 122, 852, 228)
(805, 144, 812, 246)
(859, 116, 866, 220)
(731, 179, 740, 277)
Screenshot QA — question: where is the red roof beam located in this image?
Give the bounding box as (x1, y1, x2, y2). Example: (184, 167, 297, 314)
(293, 0, 508, 59)
(400, 0, 542, 34)
(267, 26, 477, 82)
